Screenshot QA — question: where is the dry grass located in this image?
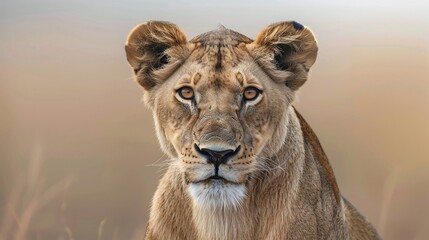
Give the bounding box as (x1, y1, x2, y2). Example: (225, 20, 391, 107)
(0, 142, 149, 240)
(0, 143, 73, 240)
(378, 167, 400, 237)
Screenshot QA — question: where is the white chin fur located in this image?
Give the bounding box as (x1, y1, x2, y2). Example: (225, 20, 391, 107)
(188, 181, 246, 210)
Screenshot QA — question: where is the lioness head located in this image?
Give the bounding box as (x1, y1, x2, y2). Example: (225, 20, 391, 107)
(125, 21, 317, 208)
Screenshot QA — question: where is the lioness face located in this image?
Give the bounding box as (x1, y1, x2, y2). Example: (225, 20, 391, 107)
(126, 21, 318, 208)
(153, 55, 292, 208)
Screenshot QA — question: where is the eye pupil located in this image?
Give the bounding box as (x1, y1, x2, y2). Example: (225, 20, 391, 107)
(179, 87, 194, 100)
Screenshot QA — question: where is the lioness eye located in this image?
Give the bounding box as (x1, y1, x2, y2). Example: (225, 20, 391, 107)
(243, 87, 260, 101)
(178, 87, 194, 100)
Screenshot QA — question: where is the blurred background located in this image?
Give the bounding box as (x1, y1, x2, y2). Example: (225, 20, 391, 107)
(1, 0, 428, 239)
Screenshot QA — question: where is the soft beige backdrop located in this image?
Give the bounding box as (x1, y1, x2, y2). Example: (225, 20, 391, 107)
(1, 0, 428, 239)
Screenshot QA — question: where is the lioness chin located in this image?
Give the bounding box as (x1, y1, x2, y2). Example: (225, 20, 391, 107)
(125, 20, 380, 240)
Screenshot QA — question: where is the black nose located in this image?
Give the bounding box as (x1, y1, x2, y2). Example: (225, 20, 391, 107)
(195, 145, 240, 168)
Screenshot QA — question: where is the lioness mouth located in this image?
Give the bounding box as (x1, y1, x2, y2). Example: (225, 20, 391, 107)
(209, 175, 225, 180)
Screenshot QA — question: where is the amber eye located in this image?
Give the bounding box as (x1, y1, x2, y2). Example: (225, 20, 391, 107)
(243, 87, 260, 101)
(178, 87, 194, 100)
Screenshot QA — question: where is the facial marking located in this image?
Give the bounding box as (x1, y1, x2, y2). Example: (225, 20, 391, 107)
(236, 72, 244, 86)
(215, 44, 222, 71)
(192, 72, 201, 85)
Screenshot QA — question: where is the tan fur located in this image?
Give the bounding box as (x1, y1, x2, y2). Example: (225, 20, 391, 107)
(125, 21, 380, 240)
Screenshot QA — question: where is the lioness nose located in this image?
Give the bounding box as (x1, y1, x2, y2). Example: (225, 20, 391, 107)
(195, 145, 240, 167)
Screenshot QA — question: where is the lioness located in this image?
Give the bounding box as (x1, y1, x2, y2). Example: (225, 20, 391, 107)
(125, 21, 380, 240)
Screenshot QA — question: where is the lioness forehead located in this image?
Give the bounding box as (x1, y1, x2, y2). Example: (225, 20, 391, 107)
(190, 25, 253, 46)
(181, 27, 255, 92)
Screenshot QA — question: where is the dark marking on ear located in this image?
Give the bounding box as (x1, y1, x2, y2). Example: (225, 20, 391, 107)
(274, 44, 294, 71)
(292, 21, 304, 31)
(158, 54, 168, 68)
(147, 42, 169, 70)
(153, 54, 168, 69)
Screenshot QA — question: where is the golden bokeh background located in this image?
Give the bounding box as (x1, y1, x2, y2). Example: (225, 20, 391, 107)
(1, 0, 428, 239)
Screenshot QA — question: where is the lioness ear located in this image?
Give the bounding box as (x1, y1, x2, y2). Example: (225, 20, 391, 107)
(249, 21, 318, 91)
(125, 21, 188, 90)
